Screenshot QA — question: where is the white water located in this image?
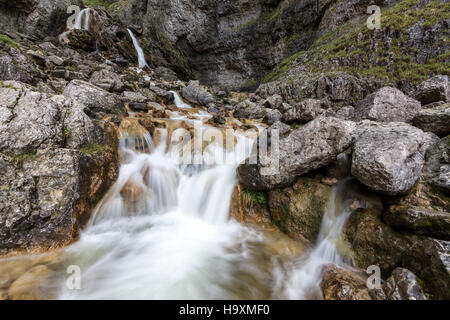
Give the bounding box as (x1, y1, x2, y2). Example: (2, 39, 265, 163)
(127, 28, 149, 70)
(170, 91, 193, 109)
(46, 94, 363, 300)
(59, 8, 92, 42)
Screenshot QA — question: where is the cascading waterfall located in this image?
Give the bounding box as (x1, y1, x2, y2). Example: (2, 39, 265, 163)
(44, 103, 365, 299)
(170, 91, 193, 109)
(127, 28, 149, 70)
(58, 8, 92, 42)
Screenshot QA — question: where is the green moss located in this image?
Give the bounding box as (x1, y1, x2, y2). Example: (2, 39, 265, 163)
(0, 34, 20, 49)
(243, 190, 267, 205)
(80, 143, 107, 155)
(82, 0, 114, 9)
(63, 128, 71, 139)
(263, 0, 450, 85)
(0, 81, 19, 89)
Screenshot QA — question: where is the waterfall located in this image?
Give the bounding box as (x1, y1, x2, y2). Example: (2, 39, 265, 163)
(170, 91, 192, 109)
(127, 28, 149, 70)
(58, 8, 92, 43)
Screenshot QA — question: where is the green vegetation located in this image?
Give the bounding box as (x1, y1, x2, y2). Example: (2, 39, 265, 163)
(80, 143, 107, 155)
(0, 34, 20, 49)
(5, 151, 37, 168)
(82, 0, 114, 9)
(262, 0, 450, 85)
(243, 190, 267, 205)
(0, 81, 19, 89)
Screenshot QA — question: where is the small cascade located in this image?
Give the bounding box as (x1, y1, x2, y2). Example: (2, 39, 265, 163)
(279, 178, 371, 299)
(170, 91, 193, 109)
(59, 8, 92, 43)
(127, 28, 149, 70)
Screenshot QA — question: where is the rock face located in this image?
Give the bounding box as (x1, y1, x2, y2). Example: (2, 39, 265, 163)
(238, 116, 355, 190)
(320, 264, 372, 300)
(351, 121, 432, 196)
(354, 87, 421, 123)
(268, 175, 331, 242)
(0, 0, 83, 38)
(63, 80, 126, 117)
(384, 206, 450, 241)
(0, 81, 118, 254)
(384, 268, 427, 300)
(344, 208, 450, 299)
(110, 0, 400, 90)
(282, 99, 324, 124)
(413, 103, 450, 137)
(414, 75, 449, 105)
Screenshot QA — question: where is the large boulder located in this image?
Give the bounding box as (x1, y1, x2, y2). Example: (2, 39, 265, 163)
(181, 80, 216, 106)
(0, 81, 64, 153)
(413, 103, 450, 137)
(268, 175, 331, 242)
(320, 264, 372, 300)
(351, 121, 433, 196)
(354, 87, 421, 123)
(414, 75, 449, 105)
(234, 100, 265, 119)
(63, 80, 126, 117)
(384, 206, 450, 241)
(282, 99, 325, 124)
(238, 117, 355, 190)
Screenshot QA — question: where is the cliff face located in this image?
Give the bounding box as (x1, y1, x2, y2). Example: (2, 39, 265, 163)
(109, 0, 400, 90)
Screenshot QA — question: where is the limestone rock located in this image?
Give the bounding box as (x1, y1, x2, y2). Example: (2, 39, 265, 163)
(282, 99, 324, 124)
(384, 268, 427, 300)
(320, 264, 372, 300)
(268, 175, 331, 242)
(238, 117, 356, 190)
(414, 75, 449, 105)
(351, 121, 432, 196)
(63, 80, 126, 116)
(354, 87, 421, 123)
(413, 103, 450, 136)
(181, 80, 216, 105)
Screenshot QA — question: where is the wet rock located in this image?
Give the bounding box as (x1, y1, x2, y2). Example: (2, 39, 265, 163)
(282, 99, 324, 124)
(181, 80, 216, 105)
(63, 80, 126, 116)
(414, 75, 449, 105)
(413, 103, 450, 136)
(384, 205, 450, 240)
(354, 87, 421, 123)
(384, 268, 427, 300)
(229, 184, 272, 228)
(148, 84, 174, 105)
(320, 264, 372, 300)
(0, 258, 32, 289)
(0, 81, 64, 153)
(344, 208, 450, 299)
(351, 121, 433, 196)
(268, 175, 331, 242)
(238, 117, 355, 190)
(8, 265, 53, 300)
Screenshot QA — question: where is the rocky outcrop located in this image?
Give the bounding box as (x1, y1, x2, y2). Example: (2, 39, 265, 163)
(63, 79, 126, 117)
(238, 116, 355, 190)
(353, 87, 421, 123)
(344, 208, 450, 299)
(414, 75, 449, 105)
(413, 103, 450, 137)
(0, 81, 118, 254)
(320, 264, 372, 300)
(268, 175, 331, 242)
(0, 0, 83, 38)
(351, 121, 433, 196)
